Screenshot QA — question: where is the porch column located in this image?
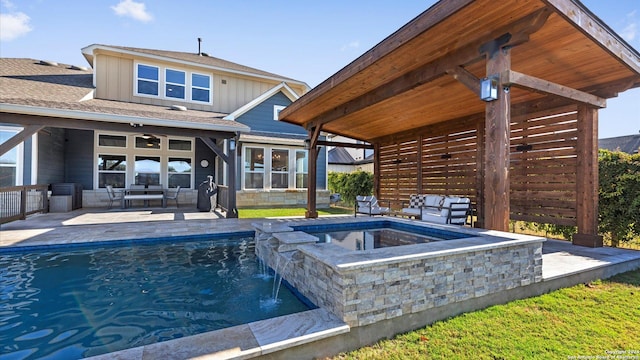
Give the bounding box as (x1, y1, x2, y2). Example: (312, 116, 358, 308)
(305, 127, 321, 218)
(572, 105, 603, 247)
(227, 137, 238, 218)
(483, 47, 511, 232)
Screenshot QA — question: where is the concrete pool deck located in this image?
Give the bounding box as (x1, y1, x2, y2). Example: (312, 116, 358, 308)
(1, 207, 640, 359)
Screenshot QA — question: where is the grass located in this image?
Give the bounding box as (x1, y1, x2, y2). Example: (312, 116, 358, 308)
(333, 269, 640, 359)
(237, 206, 353, 219)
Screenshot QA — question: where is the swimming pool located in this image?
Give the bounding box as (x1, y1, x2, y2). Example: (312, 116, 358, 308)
(0, 237, 312, 359)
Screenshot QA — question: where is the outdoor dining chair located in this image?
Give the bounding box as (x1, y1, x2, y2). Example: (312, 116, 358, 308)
(165, 186, 181, 208)
(105, 185, 123, 209)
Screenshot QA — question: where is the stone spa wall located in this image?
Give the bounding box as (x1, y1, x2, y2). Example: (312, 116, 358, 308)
(253, 220, 545, 328)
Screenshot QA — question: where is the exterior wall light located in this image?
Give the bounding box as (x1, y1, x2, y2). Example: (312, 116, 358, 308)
(480, 75, 499, 101)
(229, 139, 236, 151)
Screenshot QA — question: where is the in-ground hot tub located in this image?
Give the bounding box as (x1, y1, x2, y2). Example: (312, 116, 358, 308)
(253, 217, 545, 328)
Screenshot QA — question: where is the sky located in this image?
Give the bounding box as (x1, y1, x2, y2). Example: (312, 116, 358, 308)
(1, 0, 638, 138)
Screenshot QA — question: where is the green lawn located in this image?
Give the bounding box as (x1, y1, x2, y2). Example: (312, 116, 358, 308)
(333, 269, 640, 360)
(237, 206, 353, 218)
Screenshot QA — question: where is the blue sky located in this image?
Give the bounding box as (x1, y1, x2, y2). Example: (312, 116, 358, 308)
(1, 0, 638, 138)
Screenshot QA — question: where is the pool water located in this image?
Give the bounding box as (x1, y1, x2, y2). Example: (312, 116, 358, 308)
(0, 238, 311, 359)
(311, 228, 444, 251)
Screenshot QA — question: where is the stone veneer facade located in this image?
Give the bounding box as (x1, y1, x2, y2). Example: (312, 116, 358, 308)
(254, 220, 544, 328)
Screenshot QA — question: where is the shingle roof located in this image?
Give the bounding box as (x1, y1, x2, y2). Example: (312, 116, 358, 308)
(599, 134, 640, 154)
(328, 147, 356, 164)
(0, 58, 248, 132)
(82, 44, 306, 86)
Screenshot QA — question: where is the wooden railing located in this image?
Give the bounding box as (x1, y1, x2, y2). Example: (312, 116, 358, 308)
(217, 185, 229, 212)
(0, 185, 49, 225)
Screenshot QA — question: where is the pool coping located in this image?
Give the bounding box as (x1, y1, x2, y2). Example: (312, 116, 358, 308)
(85, 308, 349, 360)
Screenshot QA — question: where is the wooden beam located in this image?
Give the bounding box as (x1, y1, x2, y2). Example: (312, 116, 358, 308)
(306, 126, 322, 218)
(503, 70, 606, 108)
(483, 47, 511, 232)
(316, 140, 374, 149)
(572, 105, 603, 247)
(542, 0, 640, 74)
(0, 125, 44, 156)
(304, 7, 552, 131)
(446, 66, 480, 96)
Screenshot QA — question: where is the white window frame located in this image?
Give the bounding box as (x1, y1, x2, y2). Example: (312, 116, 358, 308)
(97, 153, 127, 188)
(243, 146, 265, 190)
(273, 105, 286, 120)
(134, 63, 160, 98)
(94, 132, 194, 189)
(190, 72, 212, 103)
(133, 62, 212, 105)
(167, 156, 193, 189)
(0, 126, 24, 186)
(270, 148, 289, 189)
(295, 149, 308, 189)
(165, 68, 186, 100)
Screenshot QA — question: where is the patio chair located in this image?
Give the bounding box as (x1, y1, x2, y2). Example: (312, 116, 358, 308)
(355, 195, 390, 216)
(105, 185, 123, 209)
(165, 186, 181, 208)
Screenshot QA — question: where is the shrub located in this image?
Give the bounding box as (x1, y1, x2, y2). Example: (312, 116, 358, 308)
(328, 171, 374, 206)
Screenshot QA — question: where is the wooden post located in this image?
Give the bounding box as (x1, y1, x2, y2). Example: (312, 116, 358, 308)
(475, 120, 485, 228)
(572, 105, 603, 247)
(227, 137, 238, 218)
(483, 47, 511, 232)
(305, 127, 320, 218)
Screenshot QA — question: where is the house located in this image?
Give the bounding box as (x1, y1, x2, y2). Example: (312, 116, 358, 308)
(327, 135, 374, 173)
(0, 44, 329, 216)
(599, 134, 640, 154)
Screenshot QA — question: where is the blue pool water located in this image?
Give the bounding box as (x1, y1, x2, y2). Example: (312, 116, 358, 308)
(294, 220, 470, 251)
(0, 237, 311, 359)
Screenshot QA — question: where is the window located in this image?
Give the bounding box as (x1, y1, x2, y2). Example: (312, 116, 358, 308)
(191, 73, 211, 103)
(295, 150, 308, 189)
(98, 154, 126, 188)
(136, 64, 159, 96)
(134, 63, 211, 104)
(168, 157, 192, 188)
(273, 105, 286, 120)
(169, 139, 192, 151)
(0, 129, 21, 187)
(135, 156, 160, 185)
(244, 147, 264, 189)
(165, 69, 186, 99)
(271, 149, 289, 189)
(135, 136, 160, 149)
(98, 134, 126, 148)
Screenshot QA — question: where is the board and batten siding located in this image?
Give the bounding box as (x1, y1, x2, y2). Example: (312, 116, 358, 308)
(235, 92, 305, 135)
(93, 53, 296, 114)
(64, 129, 95, 191)
(36, 127, 65, 186)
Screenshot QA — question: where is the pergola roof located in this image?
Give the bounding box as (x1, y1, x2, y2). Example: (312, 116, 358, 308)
(280, 0, 640, 142)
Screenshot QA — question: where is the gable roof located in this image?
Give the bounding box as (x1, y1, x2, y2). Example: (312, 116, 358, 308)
(0, 58, 249, 133)
(81, 44, 310, 90)
(223, 82, 300, 121)
(328, 147, 356, 164)
(599, 134, 640, 154)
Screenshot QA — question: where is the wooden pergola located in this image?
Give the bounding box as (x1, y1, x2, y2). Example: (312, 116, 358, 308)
(280, 0, 640, 247)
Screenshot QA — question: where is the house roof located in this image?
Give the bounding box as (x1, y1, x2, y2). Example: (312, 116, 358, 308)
(280, 0, 640, 143)
(0, 58, 249, 134)
(328, 147, 356, 164)
(599, 134, 640, 154)
(81, 44, 310, 90)
(224, 82, 300, 121)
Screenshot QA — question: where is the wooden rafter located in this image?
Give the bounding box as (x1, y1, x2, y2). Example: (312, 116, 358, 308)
(445, 66, 480, 96)
(502, 70, 606, 108)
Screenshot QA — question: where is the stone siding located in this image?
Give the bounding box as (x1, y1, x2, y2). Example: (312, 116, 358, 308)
(254, 223, 544, 328)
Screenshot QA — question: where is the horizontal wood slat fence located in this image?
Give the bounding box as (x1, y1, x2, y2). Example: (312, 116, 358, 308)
(376, 105, 578, 227)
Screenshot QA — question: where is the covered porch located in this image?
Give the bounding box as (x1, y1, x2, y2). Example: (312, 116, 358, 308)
(280, 0, 640, 247)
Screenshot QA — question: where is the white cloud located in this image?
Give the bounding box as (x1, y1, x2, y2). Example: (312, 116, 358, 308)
(341, 41, 360, 52)
(0, 12, 32, 41)
(111, 0, 153, 23)
(1, 0, 16, 10)
(621, 22, 637, 42)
